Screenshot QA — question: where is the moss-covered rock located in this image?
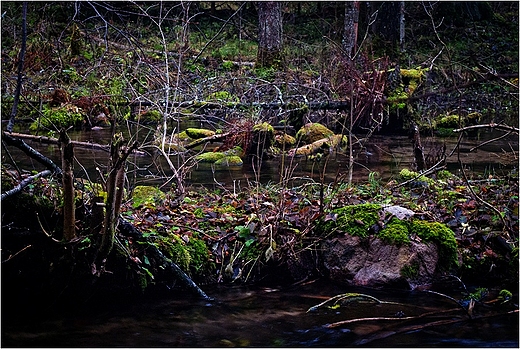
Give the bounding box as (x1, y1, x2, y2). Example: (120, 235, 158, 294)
(139, 109, 162, 123)
(274, 132, 296, 147)
(196, 152, 226, 163)
(317, 203, 382, 238)
(30, 104, 86, 132)
(409, 220, 458, 270)
(295, 123, 334, 144)
(214, 155, 243, 166)
(185, 128, 215, 139)
(131, 185, 166, 209)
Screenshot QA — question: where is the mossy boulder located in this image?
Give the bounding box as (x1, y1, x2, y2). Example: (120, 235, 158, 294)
(214, 155, 243, 166)
(185, 128, 215, 139)
(274, 132, 296, 147)
(295, 123, 334, 144)
(131, 185, 166, 209)
(30, 104, 86, 132)
(317, 203, 459, 288)
(196, 152, 226, 163)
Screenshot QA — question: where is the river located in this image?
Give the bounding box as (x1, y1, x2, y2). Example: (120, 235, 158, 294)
(5, 124, 518, 191)
(2, 279, 518, 347)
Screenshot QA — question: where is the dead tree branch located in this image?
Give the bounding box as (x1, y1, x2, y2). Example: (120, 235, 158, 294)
(1, 170, 52, 201)
(2, 132, 62, 177)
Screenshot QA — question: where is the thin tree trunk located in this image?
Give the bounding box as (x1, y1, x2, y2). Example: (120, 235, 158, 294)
(59, 130, 76, 241)
(7, 1, 27, 133)
(95, 134, 138, 267)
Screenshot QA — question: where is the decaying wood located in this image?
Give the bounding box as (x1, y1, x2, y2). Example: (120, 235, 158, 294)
(288, 134, 346, 157)
(453, 123, 519, 134)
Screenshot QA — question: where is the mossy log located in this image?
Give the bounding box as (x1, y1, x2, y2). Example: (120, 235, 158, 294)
(288, 134, 347, 156)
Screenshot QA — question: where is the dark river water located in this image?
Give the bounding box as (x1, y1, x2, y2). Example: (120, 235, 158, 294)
(2, 279, 518, 347)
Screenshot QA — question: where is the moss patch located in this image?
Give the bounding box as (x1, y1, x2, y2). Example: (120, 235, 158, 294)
(295, 123, 334, 144)
(185, 128, 215, 139)
(409, 220, 458, 270)
(317, 203, 382, 238)
(131, 186, 166, 209)
(215, 155, 243, 166)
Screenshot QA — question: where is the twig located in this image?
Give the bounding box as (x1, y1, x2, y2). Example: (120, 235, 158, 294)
(453, 123, 519, 134)
(470, 130, 514, 152)
(1, 245, 32, 263)
(392, 156, 446, 189)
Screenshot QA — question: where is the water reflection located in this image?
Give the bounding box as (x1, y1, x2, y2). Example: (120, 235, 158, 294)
(3, 126, 517, 191)
(2, 280, 518, 347)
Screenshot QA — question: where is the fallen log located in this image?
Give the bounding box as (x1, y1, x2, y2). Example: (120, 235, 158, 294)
(3, 131, 147, 155)
(288, 134, 347, 157)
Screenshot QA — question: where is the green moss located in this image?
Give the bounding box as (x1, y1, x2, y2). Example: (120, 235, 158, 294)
(131, 185, 166, 209)
(378, 217, 410, 245)
(436, 170, 454, 180)
(196, 152, 226, 162)
(409, 220, 458, 270)
(318, 203, 382, 238)
(30, 104, 85, 132)
(274, 133, 296, 147)
(215, 155, 243, 166)
(400, 262, 420, 278)
(253, 122, 274, 133)
(436, 114, 461, 128)
(295, 123, 334, 144)
(399, 169, 434, 186)
(185, 128, 215, 139)
(139, 109, 162, 122)
(207, 90, 239, 103)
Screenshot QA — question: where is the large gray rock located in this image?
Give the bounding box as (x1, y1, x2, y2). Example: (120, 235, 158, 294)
(321, 235, 439, 289)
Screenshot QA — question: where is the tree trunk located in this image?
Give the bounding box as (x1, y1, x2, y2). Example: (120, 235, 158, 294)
(59, 130, 76, 241)
(343, 1, 360, 59)
(256, 1, 283, 68)
(7, 1, 27, 133)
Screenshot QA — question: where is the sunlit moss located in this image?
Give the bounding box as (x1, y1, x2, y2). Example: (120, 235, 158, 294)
(131, 185, 166, 209)
(185, 128, 215, 139)
(215, 155, 243, 166)
(295, 122, 334, 144)
(378, 217, 410, 245)
(409, 220, 458, 270)
(317, 203, 382, 238)
(196, 152, 226, 162)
